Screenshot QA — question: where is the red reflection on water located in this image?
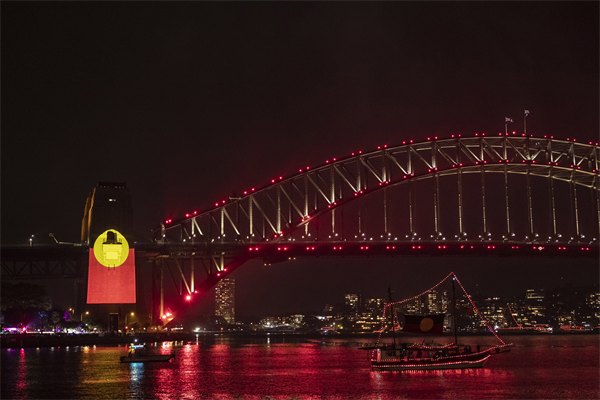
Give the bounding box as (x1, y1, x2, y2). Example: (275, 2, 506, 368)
(16, 348, 28, 397)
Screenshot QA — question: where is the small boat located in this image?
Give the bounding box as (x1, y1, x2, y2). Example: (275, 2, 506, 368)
(362, 272, 513, 371)
(120, 344, 174, 363)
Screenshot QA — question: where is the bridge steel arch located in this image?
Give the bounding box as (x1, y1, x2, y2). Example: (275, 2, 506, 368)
(156, 135, 598, 245)
(148, 135, 599, 323)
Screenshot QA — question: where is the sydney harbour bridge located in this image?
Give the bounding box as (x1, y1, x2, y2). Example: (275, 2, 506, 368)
(2, 134, 599, 325)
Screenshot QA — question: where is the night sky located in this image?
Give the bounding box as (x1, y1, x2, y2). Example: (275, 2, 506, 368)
(2, 2, 598, 316)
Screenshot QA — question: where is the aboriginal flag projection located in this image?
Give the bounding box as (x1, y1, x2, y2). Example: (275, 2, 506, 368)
(87, 229, 136, 304)
(401, 314, 444, 335)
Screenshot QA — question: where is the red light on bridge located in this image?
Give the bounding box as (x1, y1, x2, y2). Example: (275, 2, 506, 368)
(251, 188, 255, 191)
(215, 203, 219, 206)
(194, 211, 197, 215)
(217, 273, 221, 277)
(360, 246, 369, 250)
(279, 176, 283, 180)
(243, 191, 248, 195)
(186, 295, 191, 301)
(186, 214, 190, 217)
(326, 160, 329, 163)
(460, 245, 464, 249)
(271, 179, 275, 183)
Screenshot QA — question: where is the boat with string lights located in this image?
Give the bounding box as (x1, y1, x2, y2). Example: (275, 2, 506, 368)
(496, 303, 553, 334)
(120, 344, 175, 363)
(361, 272, 512, 371)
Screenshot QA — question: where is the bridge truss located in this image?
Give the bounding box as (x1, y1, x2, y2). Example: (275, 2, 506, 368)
(147, 135, 599, 323)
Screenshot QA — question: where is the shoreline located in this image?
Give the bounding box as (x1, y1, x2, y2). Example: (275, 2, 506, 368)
(2, 330, 597, 350)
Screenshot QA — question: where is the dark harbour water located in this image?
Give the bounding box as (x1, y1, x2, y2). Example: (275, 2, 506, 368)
(1, 334, 598, 399)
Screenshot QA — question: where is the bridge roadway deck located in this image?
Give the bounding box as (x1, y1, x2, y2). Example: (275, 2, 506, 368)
(2, 242, 597, 280)
(135, 241, 598, 261)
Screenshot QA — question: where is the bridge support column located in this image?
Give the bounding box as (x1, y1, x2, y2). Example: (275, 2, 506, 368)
(151, 259, 164, 325)
(457, 171, 462, 237)
(572, 178, 580, 239)
(409, 179, 415, 238)
(549, 171, 557, 237)
(481, 166, 487, 238)
(505, 165, 511, 237)
(434, 173, 440, 238)
(526, 166, 534, 240)
(190, 256, 194, 293)
(383, 187, 388, 236)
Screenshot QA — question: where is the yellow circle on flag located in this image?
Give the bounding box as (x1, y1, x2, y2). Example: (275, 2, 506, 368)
(420, 317, 434, 332)
(93, 229, 129, 267)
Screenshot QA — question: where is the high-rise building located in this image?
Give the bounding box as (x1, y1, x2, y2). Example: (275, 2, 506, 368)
(345, 294, 358, 312)
(215, 278, 235, 324)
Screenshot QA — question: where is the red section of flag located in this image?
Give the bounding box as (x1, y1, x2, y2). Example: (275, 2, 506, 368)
(87, 249, 136, 304)
(402, 314, 444, 335)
